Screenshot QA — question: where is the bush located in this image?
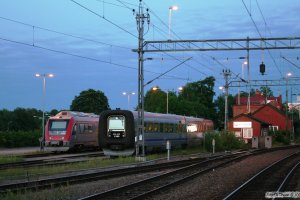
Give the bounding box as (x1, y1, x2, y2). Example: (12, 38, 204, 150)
(269, 130, 290, 145)
(204, 130, 247, 152)
(0, 130, 40, 148)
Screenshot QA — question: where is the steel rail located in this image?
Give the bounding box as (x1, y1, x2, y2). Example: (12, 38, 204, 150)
(223, 151, 300, 200)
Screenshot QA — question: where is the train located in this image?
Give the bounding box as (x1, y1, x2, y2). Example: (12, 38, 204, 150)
(98, 109, 214, 156)
(44, 111, 99, 152)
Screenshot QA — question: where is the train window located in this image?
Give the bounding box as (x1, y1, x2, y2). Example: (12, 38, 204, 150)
(147, 122, 153, 132)
(153, 123, 159, 132)
(174, 124, 178, 133)
(168, 124, 173, 133)
(108, 116, 125, 131)
(79, 124, 85, 134)
(49, 120, 69, 135)
(160, 123, 164, 132)
(144, 122, 148, 132)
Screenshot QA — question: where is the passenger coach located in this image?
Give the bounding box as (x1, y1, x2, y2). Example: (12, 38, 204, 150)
(98, 109, 213, 156)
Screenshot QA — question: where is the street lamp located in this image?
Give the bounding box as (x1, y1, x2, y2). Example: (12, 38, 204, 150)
(168, 5, 178, 39)
(242, 61, 248, 80)
(285, 72, 292, 133)
(122, 91, 135, 110)
(35, 73, 54, 150)
(152, 86, 183, 114)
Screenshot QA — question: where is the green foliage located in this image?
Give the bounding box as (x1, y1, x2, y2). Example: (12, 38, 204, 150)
(0, 155, 23, 164)
(70, 89, 110, 114)
(214, 94, 235, 129)
(0, 108, 43, 132)
(269, 130, 290, 145)
(144, 76, 216, 121)
(260, 86, 273, 97)
(204, 131, 246, 152)
(0, 130, 40, 148)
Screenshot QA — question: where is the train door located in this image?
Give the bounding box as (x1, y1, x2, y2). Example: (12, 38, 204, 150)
(69, 123, 78, 147)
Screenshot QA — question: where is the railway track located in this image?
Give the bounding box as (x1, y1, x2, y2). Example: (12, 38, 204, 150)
(0, 151, 246, 195)
(223, 151, 300, 200)
(0, 151, 105, 170)
(77, 152, 255, 200)
(0, 146, 298, 198)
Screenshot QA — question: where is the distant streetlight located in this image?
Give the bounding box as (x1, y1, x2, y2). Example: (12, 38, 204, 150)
(122, 91, 135, 110)
(178, 86, 184, 92)
(242, 61, 248, 80)
(168, 5, 178, 39)
(285, 72, 292, 133)
(35, 73, 54, 150)
(152, 86, 182, 114)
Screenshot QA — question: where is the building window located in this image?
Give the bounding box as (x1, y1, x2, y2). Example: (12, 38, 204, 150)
(269, 126, 279, 132)
(242, 128, 253, 138)
(235, 131, 242, 137)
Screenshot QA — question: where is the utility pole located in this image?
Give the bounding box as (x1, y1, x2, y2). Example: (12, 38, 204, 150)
(223, 69, 231, 131)
(134, 0, 150, 158)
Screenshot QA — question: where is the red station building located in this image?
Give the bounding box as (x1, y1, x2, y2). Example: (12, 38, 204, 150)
(228, 90, 292, 141)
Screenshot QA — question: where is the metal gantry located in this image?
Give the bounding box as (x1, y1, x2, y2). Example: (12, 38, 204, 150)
(228, 78, 300, 87)
(143, 37, 300, 52)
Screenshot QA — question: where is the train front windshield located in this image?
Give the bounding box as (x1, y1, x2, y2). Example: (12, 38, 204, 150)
(49, 120, 69, 135)
(108, 116, 125, 131)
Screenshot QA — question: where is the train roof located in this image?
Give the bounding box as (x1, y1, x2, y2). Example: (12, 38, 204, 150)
(131, 111, 211, 123)
(51, 111, 99, 119)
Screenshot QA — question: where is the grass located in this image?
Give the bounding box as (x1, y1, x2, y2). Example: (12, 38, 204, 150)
(0, 155, 24, 164)
(0, 146, 208, 182)
(0, 146, 210, 200)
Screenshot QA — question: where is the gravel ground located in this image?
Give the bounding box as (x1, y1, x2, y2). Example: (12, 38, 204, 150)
(153, 148, 300, 200)
(6, 148, 300, 200)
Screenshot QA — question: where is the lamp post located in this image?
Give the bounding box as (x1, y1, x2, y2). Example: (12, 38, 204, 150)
(168, 5, 178, 39)
(35, 73, 54, 150)
(122, 92, 135, 110)
(242, 61, 248, 80)
(285, 72, 292, 133)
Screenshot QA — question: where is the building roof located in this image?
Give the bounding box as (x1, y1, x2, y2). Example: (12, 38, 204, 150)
(236, 92, 282, 106)
(251, 103, 286, 117)
(229, 113, 270, 125)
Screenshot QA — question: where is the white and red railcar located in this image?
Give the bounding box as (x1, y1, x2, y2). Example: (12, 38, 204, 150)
(44, 111, 99, 152)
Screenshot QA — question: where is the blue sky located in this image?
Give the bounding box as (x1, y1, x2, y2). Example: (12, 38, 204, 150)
(0, 0, 300, 112)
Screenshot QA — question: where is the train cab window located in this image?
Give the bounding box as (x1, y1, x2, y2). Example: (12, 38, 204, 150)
(108, 116, 125, 131)
(48, 120, 69, 135)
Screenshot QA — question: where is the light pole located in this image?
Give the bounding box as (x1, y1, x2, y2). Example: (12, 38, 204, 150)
(285, 72, 292, 133)
(242, 61, 248, 80)
(35, 73, 54, 150)
(122, 92, 135, 110)
(168, 5, 178, 39)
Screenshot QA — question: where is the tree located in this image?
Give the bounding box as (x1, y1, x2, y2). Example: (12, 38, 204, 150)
(179, 76, 216, 119)
(214, 94, 235, 129)
(260, 86, 273, 97)
(70, 89, 110, 114)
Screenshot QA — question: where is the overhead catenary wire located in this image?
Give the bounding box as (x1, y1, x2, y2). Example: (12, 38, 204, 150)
(0, 16, 131, 50)
(71, 0, 138, 39)
(0, 36, 188, 81)
(241, 0, 283, 77)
